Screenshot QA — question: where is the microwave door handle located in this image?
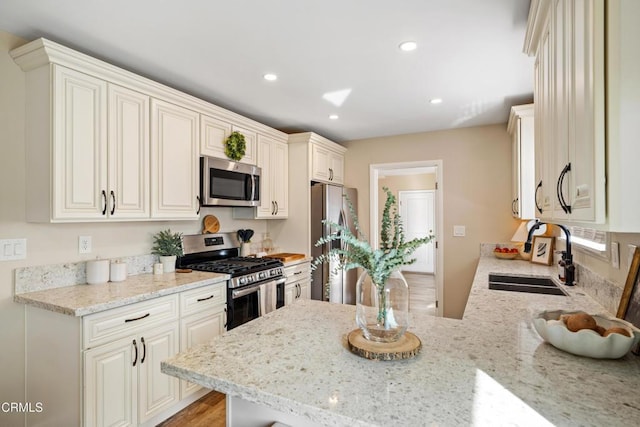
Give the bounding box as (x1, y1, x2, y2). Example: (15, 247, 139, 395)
(250, 175, 256, 202)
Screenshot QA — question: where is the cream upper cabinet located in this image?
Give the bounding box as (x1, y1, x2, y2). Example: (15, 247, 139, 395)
(151, 99, 200, 219)
(525, 0, 605, 225)
(255, 134, 289, 218)
(52, 65, 108, 221)
(200, 114, 257, 165)
(310, 140, 345, 185)
(12, 38, 286, 223)
(507, 104, 536, 219)
(22, 65, 151, 222)
(108, 84, 150, 219)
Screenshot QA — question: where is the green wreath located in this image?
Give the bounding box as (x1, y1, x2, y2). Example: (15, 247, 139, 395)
(224, 131, 246, 161)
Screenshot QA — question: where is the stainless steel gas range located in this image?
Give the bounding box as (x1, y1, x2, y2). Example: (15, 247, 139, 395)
(178, 233, 285, 330)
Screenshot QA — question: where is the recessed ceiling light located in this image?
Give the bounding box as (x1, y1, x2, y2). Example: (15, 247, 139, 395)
(329, 114, 339, 120)
(429, 98, 443, 104)
(263, 73, 278, 81)
(399, 41, 417, 52)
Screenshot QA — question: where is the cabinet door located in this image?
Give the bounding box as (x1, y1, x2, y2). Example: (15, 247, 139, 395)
(299, 280, 311, 300)
(137, 323, 180, 424)
(84, 336, 136, 427)
(108, 84, 150, 219)
(150, 99, 199, 219)
(551, 0, 571, 220)
(284, 282, 297, 305)
(311, 143, 330, 182)
(270, 139, 288, 218)
(566, 0, 605, 222)
(328, 151, 344, 185)
(231, 125, 257, 165)
(180, 307, 226, 397)
(53, 65, 108, 220)
(255, 136, 273, 218)
(538, 25, 555, 220)
(200, 114, 232, 159)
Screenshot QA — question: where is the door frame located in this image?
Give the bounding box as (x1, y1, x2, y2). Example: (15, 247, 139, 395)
(369, 160, 444, 317)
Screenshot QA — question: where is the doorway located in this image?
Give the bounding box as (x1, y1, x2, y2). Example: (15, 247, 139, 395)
(399, 190, 435, 273)
(369, 160, 444, 317)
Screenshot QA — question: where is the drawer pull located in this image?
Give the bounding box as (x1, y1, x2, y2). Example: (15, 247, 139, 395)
(124, 313, 150, 323)
(294, 271, 303, 275)
(196, 295, 215, 302)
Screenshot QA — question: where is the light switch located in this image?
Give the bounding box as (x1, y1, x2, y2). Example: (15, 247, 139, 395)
(453, 225, 466, 237)
(0, 238, 27, 261)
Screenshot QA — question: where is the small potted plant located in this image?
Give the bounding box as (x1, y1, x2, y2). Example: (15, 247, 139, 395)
(314, 188, 434, 343)
(152, 229, 183, 273)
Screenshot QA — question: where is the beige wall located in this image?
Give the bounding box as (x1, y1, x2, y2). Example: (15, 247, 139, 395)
(377, 173, 436, 238)
(343, 125, 520, 319)
(0, 31, 267, 422)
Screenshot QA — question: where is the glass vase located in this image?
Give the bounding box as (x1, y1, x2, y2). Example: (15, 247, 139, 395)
(355, 269, 409, 343)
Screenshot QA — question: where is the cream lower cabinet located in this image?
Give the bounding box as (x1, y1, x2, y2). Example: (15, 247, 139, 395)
(83, 294, 181, 426)
(179, 283, 226, 398)
(151, 99, 200, 219)
(284, 261, 311, 305)
(23, 281, 227, 426)
(84, 322, 180, 426)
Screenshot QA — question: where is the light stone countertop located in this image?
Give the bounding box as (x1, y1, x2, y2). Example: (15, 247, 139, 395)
(161, 256, 640, 427)
(14, 271, 228, 316)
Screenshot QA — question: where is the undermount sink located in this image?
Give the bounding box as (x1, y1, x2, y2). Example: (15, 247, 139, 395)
(488, 273, 568, 296)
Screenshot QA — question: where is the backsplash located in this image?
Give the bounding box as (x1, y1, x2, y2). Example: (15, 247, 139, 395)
(480, 243, 622, 315)
(15, 254, 157, 294)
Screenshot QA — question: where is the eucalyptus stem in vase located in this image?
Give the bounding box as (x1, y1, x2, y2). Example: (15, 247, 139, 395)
(313, 187, 434, 342)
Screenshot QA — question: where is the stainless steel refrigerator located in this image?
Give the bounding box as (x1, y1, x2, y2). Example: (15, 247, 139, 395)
(310, 183, 358, 304)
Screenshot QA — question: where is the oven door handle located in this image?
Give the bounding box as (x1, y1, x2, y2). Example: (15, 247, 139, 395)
(231, 284, 261, 299)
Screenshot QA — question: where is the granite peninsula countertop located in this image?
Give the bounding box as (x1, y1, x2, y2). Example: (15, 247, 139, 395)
(162, 256, 640, 426)
(14, 271, 228, 316)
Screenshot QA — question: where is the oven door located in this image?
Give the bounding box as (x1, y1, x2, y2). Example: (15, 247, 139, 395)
(227, 278, 285, 330)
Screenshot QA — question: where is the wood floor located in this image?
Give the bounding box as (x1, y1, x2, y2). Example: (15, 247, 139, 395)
(404, 271, 437, 316)
(159, 272, 436, 426)
(157, 391, 225, 427)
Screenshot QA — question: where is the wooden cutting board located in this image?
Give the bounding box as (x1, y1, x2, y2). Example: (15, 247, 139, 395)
(264, 253, 306, 262)
(202, 215, 220, 234)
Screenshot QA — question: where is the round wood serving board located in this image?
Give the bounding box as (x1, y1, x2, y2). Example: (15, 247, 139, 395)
(202, 215, 220, 234)
(347, 329, 422, 361)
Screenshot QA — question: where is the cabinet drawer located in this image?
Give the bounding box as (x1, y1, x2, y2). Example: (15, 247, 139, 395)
(284, 262, 310, 285)
(83, 294, 179, 349)
(180, 282, 226, 317)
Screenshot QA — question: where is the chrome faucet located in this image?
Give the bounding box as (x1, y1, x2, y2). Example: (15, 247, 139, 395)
(523, 221, 575, 286)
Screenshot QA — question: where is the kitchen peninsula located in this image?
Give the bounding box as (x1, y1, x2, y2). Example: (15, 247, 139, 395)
(162, 256, 640, 426)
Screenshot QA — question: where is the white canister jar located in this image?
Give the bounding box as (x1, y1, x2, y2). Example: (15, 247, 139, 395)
(110, 261, 127, 282)
(86, 259, 110, 285)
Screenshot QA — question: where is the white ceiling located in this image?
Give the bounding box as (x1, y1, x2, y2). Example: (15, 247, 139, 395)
(0, 0, 534, 143)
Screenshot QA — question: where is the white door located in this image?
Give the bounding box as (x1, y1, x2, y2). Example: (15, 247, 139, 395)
(399, 190, 435, 273)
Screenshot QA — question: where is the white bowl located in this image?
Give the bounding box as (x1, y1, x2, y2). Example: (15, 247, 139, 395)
(533, 309, 640, 359)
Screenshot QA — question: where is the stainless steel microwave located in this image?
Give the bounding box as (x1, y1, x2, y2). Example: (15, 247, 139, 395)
(200, 156, 261, 207)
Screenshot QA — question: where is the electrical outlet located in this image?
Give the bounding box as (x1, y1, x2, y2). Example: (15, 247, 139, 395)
(79, 236, 92, 254)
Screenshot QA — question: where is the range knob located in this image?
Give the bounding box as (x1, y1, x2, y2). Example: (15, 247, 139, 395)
(258, 272, 267, 280)
(239, 277, 247, 285)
